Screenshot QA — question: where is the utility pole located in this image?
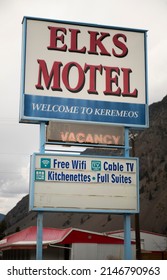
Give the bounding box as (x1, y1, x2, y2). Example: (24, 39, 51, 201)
(130, 133, 141, 260)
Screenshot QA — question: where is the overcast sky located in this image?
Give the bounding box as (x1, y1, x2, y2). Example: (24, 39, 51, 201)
(0, 0, 167, 214)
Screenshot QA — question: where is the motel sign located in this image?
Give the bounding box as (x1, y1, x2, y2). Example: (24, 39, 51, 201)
(20, 17, 148, 127)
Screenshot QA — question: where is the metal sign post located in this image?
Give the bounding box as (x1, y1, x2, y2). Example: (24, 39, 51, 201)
(124, 127, 132, 259)
(124, 214, 132, 259)
(36, 122, 45, 260)
(36, 212, 43, 260)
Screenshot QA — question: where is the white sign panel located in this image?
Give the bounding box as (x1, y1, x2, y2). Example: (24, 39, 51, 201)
(29, 153, 139, 213)
(20, 17, 148, 127)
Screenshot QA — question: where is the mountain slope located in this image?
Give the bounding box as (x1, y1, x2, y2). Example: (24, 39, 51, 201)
(0, 214, 5, 222)
(134, 95, 167, 233)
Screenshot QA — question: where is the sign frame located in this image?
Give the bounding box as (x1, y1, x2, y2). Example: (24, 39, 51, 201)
(20, 16, 149, 128)
(29, 153, 139, 214)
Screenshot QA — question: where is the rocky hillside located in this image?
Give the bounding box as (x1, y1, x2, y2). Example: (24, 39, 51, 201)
(0, 214, 5, 222)
(133, 95, 167, 234)
(1, 95, 167, 236)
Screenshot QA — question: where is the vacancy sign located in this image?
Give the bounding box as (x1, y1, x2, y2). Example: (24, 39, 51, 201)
(46, 121, 124, 146)
(29, 153, 139, 213)
(20, 17, 148, 127)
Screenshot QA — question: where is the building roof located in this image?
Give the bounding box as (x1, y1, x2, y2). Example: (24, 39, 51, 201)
(106, 228, 167, 237)
(106, 229, 167, 240)
(106, 229, 167, 252)
(0, 226, 130, 251)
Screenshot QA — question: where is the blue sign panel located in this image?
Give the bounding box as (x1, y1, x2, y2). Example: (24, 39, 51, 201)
(23, 94, 146, 126)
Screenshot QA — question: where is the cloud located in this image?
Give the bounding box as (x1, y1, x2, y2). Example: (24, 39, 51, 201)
(0, 176, 29, 214)
(0, 123, 37, 214)
(148, 39, 167, 103)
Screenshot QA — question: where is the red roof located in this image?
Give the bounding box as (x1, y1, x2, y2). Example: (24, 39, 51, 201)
(0, 226, 128, 251)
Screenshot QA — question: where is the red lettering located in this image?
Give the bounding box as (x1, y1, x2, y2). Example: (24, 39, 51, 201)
(76, 133, 85, 143)
(94, 134, 103, 143)
(68, 132, 76, 142)
(88, 31, 111, 55)
(112, 135, 120, 145)
(47, 26, 67, 51)
(47, 26, 129, 58)
(103, 66, 121, 95)
(112, 33, 128, 57)
(62, 62, 85, 92)
(84, 64, 102, 94)
(121, 68, 138, 97)
(35, 60, 138, 98)
(60, 132, 68, 141)
(35, 60, 63, 91)
(59, 131, 121, 145)
(68, 28, 86, 53)
(85, 134, 94, 143)
(103, 135, 112, 144)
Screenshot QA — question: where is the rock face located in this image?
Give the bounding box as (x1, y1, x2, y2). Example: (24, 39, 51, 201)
(133, 95, 167, 234)
(2, 96, 167, 235)
(0, 214, 5, 222)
